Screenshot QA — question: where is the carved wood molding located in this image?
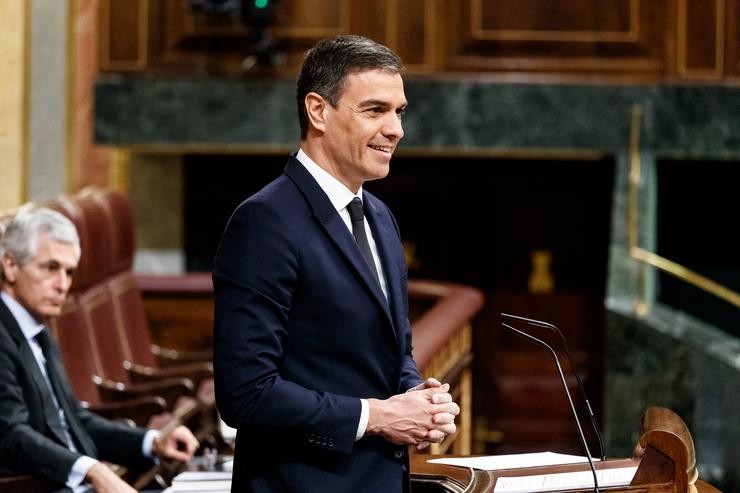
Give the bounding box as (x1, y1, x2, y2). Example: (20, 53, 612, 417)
(95, 0, 740, 80)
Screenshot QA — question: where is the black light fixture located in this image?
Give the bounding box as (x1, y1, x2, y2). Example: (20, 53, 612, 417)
(240, 0, 281, 69)
(187, 0, 281, 70)
(188, 0, 241, 14)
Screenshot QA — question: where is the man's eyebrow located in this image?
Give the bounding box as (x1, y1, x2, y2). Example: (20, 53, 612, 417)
(356, 99, 407, 109)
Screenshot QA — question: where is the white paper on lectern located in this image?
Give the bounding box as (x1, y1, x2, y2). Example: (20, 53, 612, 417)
(427, 452, 600, 471)
(173, 471, 232, 481)
(169, 471, 232, 492)
(493, 465, 638, 493)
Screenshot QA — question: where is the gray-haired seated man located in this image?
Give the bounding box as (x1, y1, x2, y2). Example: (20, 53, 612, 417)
(0, 207, 199, 493)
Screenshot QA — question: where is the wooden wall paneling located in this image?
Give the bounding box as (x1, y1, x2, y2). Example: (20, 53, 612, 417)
(159, 0, 245, 69)
(394, 0, 436, 70)
(99, 0, 149, 71)
(120, 0, 347, 75)
(677, 0, 725, 78)
(473, 0, 638, 43)
(274, 0, 348, 39)
(350, 0, 387, 42)
(443, 0, 671, 75)
(351, 0, 435, 70)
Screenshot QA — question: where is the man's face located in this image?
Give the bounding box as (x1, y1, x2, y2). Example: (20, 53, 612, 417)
(1, 233, 78, 321)
(321, 69, 407, 192)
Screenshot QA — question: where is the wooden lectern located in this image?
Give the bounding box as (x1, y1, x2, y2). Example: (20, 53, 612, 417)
(410, 407, 721, 493)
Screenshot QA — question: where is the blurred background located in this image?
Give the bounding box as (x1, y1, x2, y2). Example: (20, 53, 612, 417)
(1, 1, 738, 491)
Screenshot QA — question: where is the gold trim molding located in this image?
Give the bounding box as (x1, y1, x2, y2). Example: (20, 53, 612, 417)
(676, 0, 726, 78)
(471, 0, 640, 43)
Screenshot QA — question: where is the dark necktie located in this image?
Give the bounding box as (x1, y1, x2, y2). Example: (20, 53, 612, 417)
(347, 197, 380, 283)
(35, 329, 94, 455)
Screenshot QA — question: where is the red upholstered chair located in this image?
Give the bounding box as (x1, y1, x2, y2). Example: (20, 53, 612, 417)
(49, 297, 168, 428)
(74, 188, 217, 441)
(85, 187, 214, 405)
(49, 190, 197, 414)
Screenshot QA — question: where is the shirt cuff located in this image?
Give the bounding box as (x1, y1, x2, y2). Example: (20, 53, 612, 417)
(355, 398, 369, 441)
(68, 455, 98, 489)
(143, 429, 161, 458)
(406, 381, 425, 393)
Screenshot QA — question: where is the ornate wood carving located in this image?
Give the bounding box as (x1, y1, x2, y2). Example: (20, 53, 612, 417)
(97, 0, 740, 80)
(443, 0, 671, 74)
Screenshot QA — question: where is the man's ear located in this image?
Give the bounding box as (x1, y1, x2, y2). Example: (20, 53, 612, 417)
(305, 92, 328, 134)
(1, 254, 18, 284)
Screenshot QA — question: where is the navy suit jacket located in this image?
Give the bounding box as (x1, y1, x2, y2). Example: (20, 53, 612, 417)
(0, 299, 150, 492)
(213, 154, 423, 492)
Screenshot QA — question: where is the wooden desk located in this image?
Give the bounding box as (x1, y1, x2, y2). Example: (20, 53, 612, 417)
(409, 407, 721, 493)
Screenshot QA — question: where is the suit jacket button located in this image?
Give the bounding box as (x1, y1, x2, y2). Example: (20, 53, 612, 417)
(394, 449, 404, 459)
(328, 439, 334, 447)
(308, 434, 315, 443)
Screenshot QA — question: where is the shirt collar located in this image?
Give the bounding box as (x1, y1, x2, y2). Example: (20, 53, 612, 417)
(296, 149, 363, 212)
(0, 291, 45, 341)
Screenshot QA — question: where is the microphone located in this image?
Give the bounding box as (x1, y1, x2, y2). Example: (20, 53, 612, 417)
(501, 316, 600, 493)
(501, 313, 606, 461)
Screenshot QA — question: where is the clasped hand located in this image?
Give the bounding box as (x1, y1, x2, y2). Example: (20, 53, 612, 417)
(86, 425, 199, 493)
(367, 378, 460, 450)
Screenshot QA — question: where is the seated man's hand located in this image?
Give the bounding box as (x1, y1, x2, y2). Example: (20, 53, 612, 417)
(366, 382, 460, 448)
(152, 425, 200, 462)
(85, 462, 137, 493)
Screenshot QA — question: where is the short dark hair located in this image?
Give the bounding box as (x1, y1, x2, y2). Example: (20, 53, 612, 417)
(296, 35, 404, 139)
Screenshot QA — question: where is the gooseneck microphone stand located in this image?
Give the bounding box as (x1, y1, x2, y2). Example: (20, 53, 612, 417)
(501, 312, 606, 461)
(501, 320, 600, 493)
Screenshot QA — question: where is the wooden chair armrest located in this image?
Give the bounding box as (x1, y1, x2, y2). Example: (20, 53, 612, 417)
(124, 360, 213, 389)
(93, 375, 195, 411)
(80, 395, 168, 427)
(151, 344, 213, 366)
(0, 474, 44, 493)
(136, 272, 213, 295)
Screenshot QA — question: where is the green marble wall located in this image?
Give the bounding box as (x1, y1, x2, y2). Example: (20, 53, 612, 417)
(95, 78, 740, 156)
(607, 298, 740, 491)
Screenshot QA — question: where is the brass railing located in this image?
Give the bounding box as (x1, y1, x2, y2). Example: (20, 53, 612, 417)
(627, 104, 740, 311)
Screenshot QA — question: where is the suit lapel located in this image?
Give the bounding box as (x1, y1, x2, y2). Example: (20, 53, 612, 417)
(363, 195, 403, 343)
(0, 301, 69, 446)
(40, 331, 98, 456)
(284, 156, 394, 333)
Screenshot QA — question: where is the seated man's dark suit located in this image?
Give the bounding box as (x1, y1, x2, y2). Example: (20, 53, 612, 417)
(0, 298, 152, 492)
(213, 155, 424, 492)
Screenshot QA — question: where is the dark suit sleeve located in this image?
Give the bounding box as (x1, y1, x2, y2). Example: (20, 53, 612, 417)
(76, 402, 150, 469)
(399, 318, 423, 392)
(213, 201, 361, 456)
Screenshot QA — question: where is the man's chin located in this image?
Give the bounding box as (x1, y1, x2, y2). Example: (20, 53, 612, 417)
(369, 162, 391, 179)
(41, 306, 63, 318)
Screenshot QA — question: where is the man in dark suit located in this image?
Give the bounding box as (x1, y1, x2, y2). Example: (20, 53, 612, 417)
(213, 35, 460, 492)
(0, 207, 200, 493)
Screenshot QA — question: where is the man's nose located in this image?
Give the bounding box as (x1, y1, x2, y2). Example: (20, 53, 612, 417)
(383, 114, 404, 140)
(54, 271, 72, 292)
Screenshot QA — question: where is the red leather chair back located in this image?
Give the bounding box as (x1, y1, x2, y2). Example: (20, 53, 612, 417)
(48, 295, 104, 405)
